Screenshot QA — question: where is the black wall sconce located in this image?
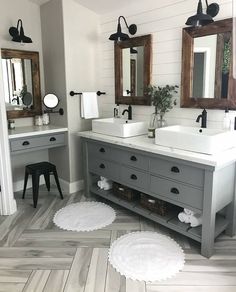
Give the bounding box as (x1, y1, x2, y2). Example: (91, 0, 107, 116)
(9, 19, 32, 43)
(185, 0, 219, 27)
(109, 16, 137, 41)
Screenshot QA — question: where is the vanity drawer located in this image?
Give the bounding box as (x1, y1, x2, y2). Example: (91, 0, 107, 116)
(87, 142, 123, 162)
(88, 157, 120, 181)
(10, 134, 65, 152)
(121, 151, 149, 171)
(150, 158, 204, 187)
(150, 175, 203, 210)
(120, 166, 149, 191)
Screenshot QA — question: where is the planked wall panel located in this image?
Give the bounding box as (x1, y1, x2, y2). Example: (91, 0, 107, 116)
(98, 0, 234, 127)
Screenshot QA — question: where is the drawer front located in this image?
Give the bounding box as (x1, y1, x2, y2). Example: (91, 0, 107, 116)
(88, 142, 123, 162)
(88, 157, 120, 181)
(150, 157, 204, 187)
(10, 134, 65, 152)
(150, 175, 203, 210)
(121, 151, 149, 171)
(120, 166, 149, 191)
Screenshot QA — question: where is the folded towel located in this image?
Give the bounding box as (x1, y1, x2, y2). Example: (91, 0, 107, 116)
(81, 92, 99, 119)
(184, 208, 195, 216)
(189, 214, 202, 227)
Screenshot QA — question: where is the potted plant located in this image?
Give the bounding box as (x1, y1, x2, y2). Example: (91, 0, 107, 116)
(146, 84, 178, 137)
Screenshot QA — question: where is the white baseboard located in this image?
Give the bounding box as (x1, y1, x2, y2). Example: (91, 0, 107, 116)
(59, 179, 84, 194)
(13, 177, 84, 195)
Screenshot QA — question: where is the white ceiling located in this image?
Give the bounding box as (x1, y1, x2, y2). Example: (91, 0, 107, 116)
(30, 0, 139, 14)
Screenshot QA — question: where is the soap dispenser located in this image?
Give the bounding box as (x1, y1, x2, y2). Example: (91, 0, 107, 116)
(223, 108, 231, 130)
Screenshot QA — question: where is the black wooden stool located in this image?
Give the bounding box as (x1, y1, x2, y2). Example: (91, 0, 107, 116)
(22, 162, 63, 208)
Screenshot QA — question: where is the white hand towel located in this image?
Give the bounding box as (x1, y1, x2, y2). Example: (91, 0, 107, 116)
(184, 208, 195, 216)
(178, 212, 191, 223)
(189, 214, 202, 227)
(81, 92, 99, 119)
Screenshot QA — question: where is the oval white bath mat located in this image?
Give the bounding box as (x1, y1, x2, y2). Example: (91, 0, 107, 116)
(109, 231, 185, 282)
(53, 202, 116, 232)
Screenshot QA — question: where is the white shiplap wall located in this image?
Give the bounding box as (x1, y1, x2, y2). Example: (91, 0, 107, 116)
(99, 0, 234, 129)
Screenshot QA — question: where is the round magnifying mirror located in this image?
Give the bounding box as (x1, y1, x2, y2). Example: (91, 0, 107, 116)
(22, 92, 33, 107)
(43, 94, 59, 109)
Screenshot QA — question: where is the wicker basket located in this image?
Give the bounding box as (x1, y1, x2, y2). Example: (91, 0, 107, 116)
(113, 182, 139, 201)
(140, 193, 168, 216)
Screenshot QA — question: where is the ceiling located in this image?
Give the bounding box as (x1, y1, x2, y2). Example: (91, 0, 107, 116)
(30, 0, 138, 14)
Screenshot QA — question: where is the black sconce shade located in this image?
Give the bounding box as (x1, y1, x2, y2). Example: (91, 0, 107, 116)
(109, 16, 137, 41)
(9, 19, 32, 43)
(185, 0, 214, 27)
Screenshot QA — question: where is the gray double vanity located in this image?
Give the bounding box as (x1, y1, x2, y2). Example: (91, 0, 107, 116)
(80, 131, 236, 258)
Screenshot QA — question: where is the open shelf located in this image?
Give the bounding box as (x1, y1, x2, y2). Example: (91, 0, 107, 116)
(90, 184, 229, 242)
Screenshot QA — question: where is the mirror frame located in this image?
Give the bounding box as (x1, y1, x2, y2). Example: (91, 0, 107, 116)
(1, 48, 42, 119)
(181, 18, 236, 109)
(114, 34, 152, 105)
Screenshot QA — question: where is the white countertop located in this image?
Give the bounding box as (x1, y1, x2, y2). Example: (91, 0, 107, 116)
(9, 125, 68, 139)
(78, 131, 236, 168)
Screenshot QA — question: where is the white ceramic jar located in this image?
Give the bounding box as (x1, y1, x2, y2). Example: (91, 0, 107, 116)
(42, 113, 50, 125)
(34, 115, 43, 126)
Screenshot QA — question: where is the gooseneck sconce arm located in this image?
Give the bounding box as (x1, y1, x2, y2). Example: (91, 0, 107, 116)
(109, 16, 137, 41)
(185, 0, 220, 27)
(9, 19, 32, 43)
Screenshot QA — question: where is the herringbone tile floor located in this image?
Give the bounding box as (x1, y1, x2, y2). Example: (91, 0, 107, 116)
(0, 186, 235, 292)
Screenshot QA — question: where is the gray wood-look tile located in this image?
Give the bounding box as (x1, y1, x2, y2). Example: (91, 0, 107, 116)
(0, 283, 25, 292)
(43, 270, 69, 292)
(64, 248, 93, 292)
(0, 187, 235, 291)
(84, 248, 108, 292)
(0, 270, 31, 283)
(22, 270, 50, 292)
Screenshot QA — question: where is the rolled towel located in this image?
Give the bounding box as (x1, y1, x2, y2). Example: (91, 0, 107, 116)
(103, 182, 113, 191)
(184, 208, 195, 216)
(100, 176, 110, 182)
(178, 212, 186, 222)
(189, 214, 202, 227)
(178, 212, 191, 223)
(97, 181, 102, 189)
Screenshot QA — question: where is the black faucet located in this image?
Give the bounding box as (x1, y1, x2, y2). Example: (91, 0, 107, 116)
(196, 109, 207, 128)
(122, 105, 132, 120)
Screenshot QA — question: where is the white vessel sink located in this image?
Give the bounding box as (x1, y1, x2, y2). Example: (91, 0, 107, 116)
(155, 125, 236, 154)
(92, 118, 147, 138)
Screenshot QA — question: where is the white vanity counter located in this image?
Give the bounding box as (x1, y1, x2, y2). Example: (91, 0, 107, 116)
(78, 131, 236, 169)
(9, 125, 68, 139)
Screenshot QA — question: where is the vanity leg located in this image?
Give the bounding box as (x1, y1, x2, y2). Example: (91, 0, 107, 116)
(32, 174, 40, 208)
(201, 170, 216, 258)
(22, 171, 29, 199)
(82, 140, 90, 198)
(44, 172, 50, 191)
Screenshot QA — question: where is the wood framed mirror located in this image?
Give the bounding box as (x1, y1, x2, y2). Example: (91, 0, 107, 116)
(1, 48, 42, 119)
(114, 34, 152, 105)
(181, 18, 236, 109)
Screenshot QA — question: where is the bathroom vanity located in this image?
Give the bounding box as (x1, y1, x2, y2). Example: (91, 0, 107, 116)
(80, 131, 236, 257)
(8, 125, 68, 154)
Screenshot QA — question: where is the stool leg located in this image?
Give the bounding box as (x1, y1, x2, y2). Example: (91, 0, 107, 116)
(44, 172, 50, 191)
(53, 169, 63, 199)
(32, 174, 40, 208)
(22, 170, 29, 199)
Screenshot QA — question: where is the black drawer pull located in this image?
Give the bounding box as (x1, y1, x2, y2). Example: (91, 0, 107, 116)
(99, 163, 105, 169)
(50, 137, 56, 142)
(130, 155, 137, 161)
(170, 187, 179, 194)
(99, 147, 105, 153)
(130, 174, 137, 180)
(22, 141, 30, 146)
(171, 166, 180, 173)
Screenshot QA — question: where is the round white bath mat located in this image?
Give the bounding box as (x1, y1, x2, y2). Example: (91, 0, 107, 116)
(108, 231, 185, 282)
(53, 201, 116, 232)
